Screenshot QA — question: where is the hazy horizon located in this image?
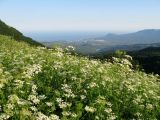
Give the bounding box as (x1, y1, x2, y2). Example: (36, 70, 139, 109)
(23, 28, 160, 42)
(23, 31, 107, 42)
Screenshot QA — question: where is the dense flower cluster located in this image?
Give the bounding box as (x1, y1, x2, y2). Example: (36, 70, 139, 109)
(0, 35, 160, 119)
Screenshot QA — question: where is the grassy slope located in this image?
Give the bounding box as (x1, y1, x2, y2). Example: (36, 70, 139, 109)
(0, 35, 160, 120)
(0, 20, 44, 47)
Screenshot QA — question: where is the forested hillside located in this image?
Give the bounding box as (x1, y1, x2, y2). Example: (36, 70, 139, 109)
(130, 47, 160, 74)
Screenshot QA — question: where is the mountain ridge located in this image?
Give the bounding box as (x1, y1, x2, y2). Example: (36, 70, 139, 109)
(97, 29, 160, 45)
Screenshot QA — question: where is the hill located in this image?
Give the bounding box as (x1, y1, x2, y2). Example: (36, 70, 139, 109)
(0, 35, 160, 119)
(0, 20, 43, 46)
(96, 29, 160, 45)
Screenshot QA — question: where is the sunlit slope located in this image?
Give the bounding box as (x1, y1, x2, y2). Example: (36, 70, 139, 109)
(0, 35, 160, 120)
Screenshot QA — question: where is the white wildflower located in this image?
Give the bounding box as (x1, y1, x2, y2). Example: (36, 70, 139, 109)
(30, 106, 37, 112)
(6, 103, 14, 110)
(56, 98, 71, 108)
(28, 95, 40, 104)
(39, 95, 47, 100)
(80, 95, 86, 100)
(71, 113, 77, 118)
(104, 108, 112, 113)
(106, 102, 112, 107)
(95, 116, 100, 120)
(17, 99, 27, 105)
(36, 112, 49, 120)
(135, 112, 142, 117)
(66, 46, 75, 51)
(24, 64, 42, 78)
(88, 82, 97, 88)
(45, 102, 53, 107)
(62, 111, 71, 116)
(0, 113, 10, 120)
(8, 94, 19, 103)
(56, 98, 62, 103)
(32, 84, 38, 94)
(14, 80, 24, 87)
(146, 104, 153, 110)
(107, 115, 117, 120)
(59, 102, 68, 108)
(37, 47, 46, 50)
(49, 114, 60, 120)
(85, 106, 96, 113)
(124, 55, 132, 60)
(90, 60, 98, 65)
(61, 84, 75, 98)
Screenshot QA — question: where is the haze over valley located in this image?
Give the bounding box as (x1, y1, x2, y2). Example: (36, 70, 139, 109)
(35, 29, 160, 55)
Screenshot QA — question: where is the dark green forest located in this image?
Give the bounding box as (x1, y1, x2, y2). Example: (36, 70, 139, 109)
(130, 47, 160, 74)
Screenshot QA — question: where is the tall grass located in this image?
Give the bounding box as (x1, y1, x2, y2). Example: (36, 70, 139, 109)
(0, 35, 160, 120)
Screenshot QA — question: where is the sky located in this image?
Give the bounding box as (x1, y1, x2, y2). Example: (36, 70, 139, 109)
(0, 0, 160, 32)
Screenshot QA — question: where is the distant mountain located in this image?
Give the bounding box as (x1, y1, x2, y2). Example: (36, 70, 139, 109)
(65, 29, 160, 55)
(0, 20, 43, 46)
(97, 29, 160, 45)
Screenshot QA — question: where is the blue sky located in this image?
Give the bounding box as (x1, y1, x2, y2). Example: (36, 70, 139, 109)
(0, 0, 160, 32)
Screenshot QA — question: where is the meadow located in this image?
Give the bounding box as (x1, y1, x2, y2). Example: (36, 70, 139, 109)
(0, 35, 160, 120)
